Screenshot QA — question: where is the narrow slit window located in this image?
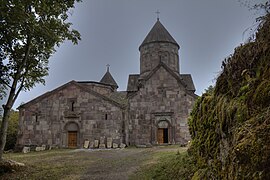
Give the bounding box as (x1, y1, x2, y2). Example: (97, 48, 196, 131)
(71, 101, 75, 111)
(105, 114, 108, 120)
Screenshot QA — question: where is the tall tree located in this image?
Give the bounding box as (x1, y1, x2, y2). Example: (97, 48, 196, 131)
(0, 0, 81, 160)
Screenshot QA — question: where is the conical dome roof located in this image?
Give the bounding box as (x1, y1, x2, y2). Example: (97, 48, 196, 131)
(100, 67, 118, 89)
(139, 20, 179, 50)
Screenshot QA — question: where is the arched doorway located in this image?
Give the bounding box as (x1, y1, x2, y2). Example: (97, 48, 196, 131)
(157, 120, 169, 144)
(64, 122, 79, 148)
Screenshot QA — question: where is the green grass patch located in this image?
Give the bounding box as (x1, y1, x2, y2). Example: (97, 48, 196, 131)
(1, 149, 97, 180)
(129, 148, 197, 180)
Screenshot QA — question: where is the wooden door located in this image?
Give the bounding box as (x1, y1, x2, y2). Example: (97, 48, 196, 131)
(68, 131, 77, 148)
(157, 128, 164, 144)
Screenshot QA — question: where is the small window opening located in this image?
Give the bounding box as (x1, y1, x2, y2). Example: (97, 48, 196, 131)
(71, 101, 75, 111)
(35, 114, 38, 122)
(105, 114, 108, 120)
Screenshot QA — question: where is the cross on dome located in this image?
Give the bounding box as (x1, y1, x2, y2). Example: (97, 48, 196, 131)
(155, 10, 160, 21)
(106, 64, 110, 72)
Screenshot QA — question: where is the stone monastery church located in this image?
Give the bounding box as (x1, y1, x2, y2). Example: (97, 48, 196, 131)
(16, 19, 197, 149)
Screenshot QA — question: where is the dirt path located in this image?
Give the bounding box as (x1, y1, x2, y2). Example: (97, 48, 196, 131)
(78, 147, 181, 180)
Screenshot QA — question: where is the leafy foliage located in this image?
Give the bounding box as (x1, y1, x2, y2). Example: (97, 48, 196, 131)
(0, 0, 81, 92)
(0, 0, 81, 160)
(188, 12, 270, 179)
(4, 110, 19, 151)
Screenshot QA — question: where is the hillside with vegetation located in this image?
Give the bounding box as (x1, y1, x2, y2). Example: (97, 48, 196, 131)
(188, 13, 270, 179)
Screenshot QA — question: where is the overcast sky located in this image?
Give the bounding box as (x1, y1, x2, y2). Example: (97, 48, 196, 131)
(1, 0, 264, 109)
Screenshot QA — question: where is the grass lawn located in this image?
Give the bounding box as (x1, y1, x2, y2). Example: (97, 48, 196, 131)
(129, 147, 196, 180)
(2, 149, 97, 180)
(1, 146, 193, 180)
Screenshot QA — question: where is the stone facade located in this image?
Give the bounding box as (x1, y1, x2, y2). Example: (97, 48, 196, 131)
(128, 65, 195, 145)
(17, 82, 126, 148)
(16, 19, 197, 149)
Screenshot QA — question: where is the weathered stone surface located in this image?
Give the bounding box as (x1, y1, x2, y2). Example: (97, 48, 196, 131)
(89, 141, 94, 149)
(83, 140, 90, 149)
(100, 137, 105, 144)
(35, 147, 41, 151)
(22, 146, 30, 153)
(107, 137, 112, 148)
(94, 140, 99, 148)
(99, 144, 106, 149)
(120, 143, 126, 148)
(112, 143, 118, 149)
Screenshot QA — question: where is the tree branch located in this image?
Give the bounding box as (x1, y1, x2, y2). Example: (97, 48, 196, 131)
(0, 79, 12, 88)
(12, 77, 25, 106)
(5, 36, 32, 109)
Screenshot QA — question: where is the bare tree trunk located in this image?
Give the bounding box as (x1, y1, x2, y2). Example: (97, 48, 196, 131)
(0, 80, 19, 161)
(0, 106, 11, 160)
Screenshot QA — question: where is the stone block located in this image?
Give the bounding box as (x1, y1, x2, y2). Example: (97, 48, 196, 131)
(120, 143, 126, 148)
(100, 136, 105, 144)
(107, 137, 112, 148)
(22, 147, 30, 153)
(89, 141, 94, 149)
(112, 143, 118, 149)
(41, 145, 46, 151)
(35, 147, 42, 151)
(83, 140, 90, 149)
(99, 144, 106, 149)
(94, 140, 99, 148)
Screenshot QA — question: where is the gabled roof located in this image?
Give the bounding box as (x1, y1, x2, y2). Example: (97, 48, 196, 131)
(19, 81, 126, 109)
(76, 81, 115, 89)
(180, 74, 196, 92)
(144, 62, 187, 89)
(100, 71, 118, 89)
(127, 62, 197, 98)
(127, 74, 140, 92)
(139, 20, 179, 50)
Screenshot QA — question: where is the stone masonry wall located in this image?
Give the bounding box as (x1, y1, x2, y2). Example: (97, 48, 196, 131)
(128, 66, 195, 145)
(17, 83, 124, 148)
(140, 42, 179, 76)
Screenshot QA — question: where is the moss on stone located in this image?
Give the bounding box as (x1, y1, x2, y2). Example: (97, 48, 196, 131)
(188, 13, 270, 179)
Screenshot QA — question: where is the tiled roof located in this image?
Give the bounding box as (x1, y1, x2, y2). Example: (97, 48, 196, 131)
(139, 20, 179, 50)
